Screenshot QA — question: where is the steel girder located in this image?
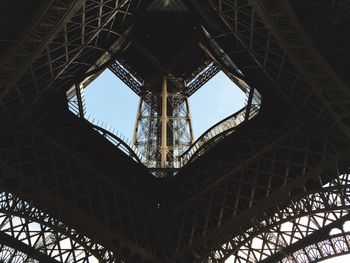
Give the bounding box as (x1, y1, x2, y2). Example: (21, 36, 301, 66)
(203, 0, 349, 135)
(0, 0, 138, 113)
(152, 0, 350, 261)
(0, 114, 158, 262)
(163, 120, 336, 259)
(251, 0, 350, 137)
(133, 91, 194, 171)
(0, 234, 53, 263)
(0, 243, 38, 263)
(0, 0, 350, 262)
(260, 211, 350, 263)
(206, 172, 350, 262)
(3, 109, 348, 262)
(0, 191, 115, 262)
(280, 233, 350, 263)
(186, 63, 221, 97)
(108, 60, 222, 98)
(171, 0, 350, 199)
(165, 135, 350, 261)
(109, 60, 144, 97)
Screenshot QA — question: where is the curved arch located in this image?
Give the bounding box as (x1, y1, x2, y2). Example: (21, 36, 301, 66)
(206, 173, 350, 262)
(91, 123, 142, 164)
(0, 243, 38, 263)
(179, 87, 261, 167)
(179, 106, 247, 165)
(0, 191, 117, 263)
(282, 233, 350, 263)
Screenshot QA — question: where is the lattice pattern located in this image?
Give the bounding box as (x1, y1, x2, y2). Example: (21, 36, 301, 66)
(1, 0, 350, 262)
(208, 173, 350, 262)
(205, 0, 345, 134)
(133, 91, 194, 172)
(133, 95, 162, 168)
(0, 191, 115, 262)
(165, 119, 347, 261)
(0, 0, 140, 113)
(0, 114, 158, 261)
(0, 244, 37, 263)
(282, 234, 350, 263)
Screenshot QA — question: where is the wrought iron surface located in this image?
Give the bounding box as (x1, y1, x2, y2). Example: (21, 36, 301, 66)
(1, 0, 350, 262)
(0, 191, 115, 262)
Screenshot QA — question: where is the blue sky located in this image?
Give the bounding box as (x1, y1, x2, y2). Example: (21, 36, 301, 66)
(83, 70, 138, 140)
(83, 69, 246, 141)
(190, 71, 246, 139)
(81, 66, 350, 263)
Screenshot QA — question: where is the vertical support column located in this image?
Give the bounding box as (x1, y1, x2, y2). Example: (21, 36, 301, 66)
(75, 83, 84, 118)
(133, 79, 196, 172)
(245, 87, 255, 121)
(133, 97, 143, 145)
(161, 76, 168, 168)
(185, 97, 195, 144)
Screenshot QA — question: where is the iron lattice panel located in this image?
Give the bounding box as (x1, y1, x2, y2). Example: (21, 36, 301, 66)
(0, 0, 350, 262)
(0, 191, 116, 262)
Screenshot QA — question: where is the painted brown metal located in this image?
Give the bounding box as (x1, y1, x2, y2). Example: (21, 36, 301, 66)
(1, 0, 350, 262)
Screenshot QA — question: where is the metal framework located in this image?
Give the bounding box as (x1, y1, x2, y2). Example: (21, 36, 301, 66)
(179, 87, 261, 166)
(0, 244, 38, 263)
(109, 60, 144, 97)
(132, 77, 194, 173)
(0, 191, 115, 262)
(66, 85, 142, 163)
(1, 0, 350, 262)
(207, 173, 350, 262)
(185, 62, 221, 97)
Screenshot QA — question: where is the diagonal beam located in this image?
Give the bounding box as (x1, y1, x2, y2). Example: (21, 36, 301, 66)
(186, 62, 221, 96)
(171, 123, 297, 216)
(193, 144, 350, 262)
(261, 213, 350, 263)
(0, 0, 85, 91)
(34, 0, 131, 103)
(249, 0, 350, 140)
(109, 59, 144, 96)
(0, 230, 60, 263)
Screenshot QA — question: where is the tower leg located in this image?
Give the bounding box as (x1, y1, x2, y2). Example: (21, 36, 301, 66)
(133, 97, 143, 145)
(185, 97, 194, 144)
(161, 76, 168, 168)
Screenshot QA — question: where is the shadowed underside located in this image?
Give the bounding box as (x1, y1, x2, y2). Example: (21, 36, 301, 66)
(1, 0, 350, 262)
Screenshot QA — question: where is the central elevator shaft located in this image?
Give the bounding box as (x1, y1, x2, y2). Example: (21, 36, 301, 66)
(133, 76, 194, 175)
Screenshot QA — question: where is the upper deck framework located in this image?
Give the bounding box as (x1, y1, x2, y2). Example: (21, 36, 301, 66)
(1, 0, 350, 262)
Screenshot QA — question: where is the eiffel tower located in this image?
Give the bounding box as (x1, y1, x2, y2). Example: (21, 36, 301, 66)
(1, 0, 350, 262)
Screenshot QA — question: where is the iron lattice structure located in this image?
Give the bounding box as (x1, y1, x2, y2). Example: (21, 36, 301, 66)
(133, 89, 194, 171)
(0, 191, 116, 262)
(1, 0, 350, 262)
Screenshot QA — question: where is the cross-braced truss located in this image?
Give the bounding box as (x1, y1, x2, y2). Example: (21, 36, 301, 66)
(0, 243, 38, 263)
(133, 91, 194, 172)
(0, 0, 140, 112)
(1, 0, 350, 262)
(207, 173, 350, 262)
(0, 191, 116, 262)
